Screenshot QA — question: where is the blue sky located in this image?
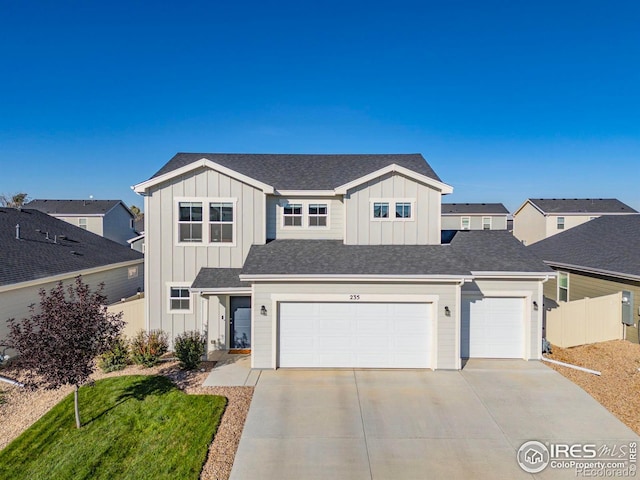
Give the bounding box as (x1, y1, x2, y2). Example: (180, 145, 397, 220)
(1, 0, 638, 212)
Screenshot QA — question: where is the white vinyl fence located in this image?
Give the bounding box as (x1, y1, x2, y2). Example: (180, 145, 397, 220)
(546, 292, 623, 348)
(106, 294, 145, 338)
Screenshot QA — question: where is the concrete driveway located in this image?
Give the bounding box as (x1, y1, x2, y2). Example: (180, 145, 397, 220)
(230, 360, 639, 479)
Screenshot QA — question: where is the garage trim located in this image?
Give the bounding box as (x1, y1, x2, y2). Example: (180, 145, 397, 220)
(461, 290, 532, 360)
(270, 293, 440, 369)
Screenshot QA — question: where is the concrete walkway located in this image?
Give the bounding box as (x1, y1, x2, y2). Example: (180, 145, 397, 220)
(203, 353, 260, 387)
(230, 360, 640, 479)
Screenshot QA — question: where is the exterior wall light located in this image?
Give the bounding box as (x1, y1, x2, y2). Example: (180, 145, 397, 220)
(533, 301, 539, 311)
(444, 306, 451, 316)
(260, 305, 267, 316)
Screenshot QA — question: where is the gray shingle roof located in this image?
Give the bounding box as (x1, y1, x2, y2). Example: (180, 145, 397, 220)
(528, 198, 637, 214)
(528, 215, 640, 280)
(25, 199, 132, 216)
(0, 208, 143, 286)
(441, 203, 509, 214)
(150, 153, 442, 190)
(241, 232, 551, 277)
(191, 268, 249, 289)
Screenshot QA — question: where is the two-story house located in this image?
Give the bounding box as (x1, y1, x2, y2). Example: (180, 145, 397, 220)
(441, 203, 509, 231)
(25, 199, 137, 246)
(133, 153, 552, 370)
(513, 198, 638, 246)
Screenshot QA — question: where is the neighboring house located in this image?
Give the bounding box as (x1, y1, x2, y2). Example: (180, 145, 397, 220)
(528, 215, 640, 344)
(133, 153, 552, 370)
(128, 214, 145, 253)
(0, 208, 144, 349)
(513, 198, 638, 246)
(25, 199, 137, 245)
(441, 203, 509, 230)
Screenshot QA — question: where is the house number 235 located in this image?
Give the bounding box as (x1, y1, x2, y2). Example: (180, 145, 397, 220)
(349, 295, 360, 300)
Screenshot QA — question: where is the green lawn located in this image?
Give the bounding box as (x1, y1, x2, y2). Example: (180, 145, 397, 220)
(0, 375, 227, 480)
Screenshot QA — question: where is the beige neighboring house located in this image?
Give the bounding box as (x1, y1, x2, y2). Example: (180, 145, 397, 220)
(133, 153, 552, 370)
(441, 203, 509, 230)
(25, 199, 137, 245)
(513, 198, 638, 246)
(0, 208, 144, 355)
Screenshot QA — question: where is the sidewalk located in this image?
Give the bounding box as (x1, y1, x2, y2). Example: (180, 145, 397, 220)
(203, 352, 260, 387)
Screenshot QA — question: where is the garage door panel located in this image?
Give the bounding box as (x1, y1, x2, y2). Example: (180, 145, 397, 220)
(279, 302, 431, 368)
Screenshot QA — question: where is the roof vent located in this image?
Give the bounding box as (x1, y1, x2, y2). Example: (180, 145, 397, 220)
(15, 224, 20, 240)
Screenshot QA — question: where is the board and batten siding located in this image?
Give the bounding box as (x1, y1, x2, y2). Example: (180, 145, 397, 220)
(441, 215, 508, 231)
(0, 262, 144, 349)
(266, 195, 344, 240)
(345, 172, 441, 245)
(462, 279, 543, 360)
(144, 166, 265, 344)
(543, 270, 640, 344)
(252, 281, 458, 369)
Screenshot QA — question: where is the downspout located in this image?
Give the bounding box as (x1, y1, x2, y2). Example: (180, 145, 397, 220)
(539, 275, 550, 358)
(455, 278, 468, 370)
(0, 375, 24, 388)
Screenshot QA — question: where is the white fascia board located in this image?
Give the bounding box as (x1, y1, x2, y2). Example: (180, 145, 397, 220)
(127, 234, 145, 244)
(49, 213, 104, 218)
(190, 287, 252, 295)
(334, 164, 454, 195)
(441, 213, 508, 216)
(132, 158, 275, 194)
(470, 271, 557, 279)
(543, 261, 640, 282)
(239, 274, 472, 282)
(547, 212, 639, 216)
(275, 190, 337, 197)
(0, 259, 144, 294)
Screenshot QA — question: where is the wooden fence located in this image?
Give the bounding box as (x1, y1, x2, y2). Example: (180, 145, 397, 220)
(546, 292, 623, 348)
(107, 294, 145, 338)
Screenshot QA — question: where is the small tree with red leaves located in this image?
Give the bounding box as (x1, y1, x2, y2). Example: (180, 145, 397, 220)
(6, 276, 124, 428)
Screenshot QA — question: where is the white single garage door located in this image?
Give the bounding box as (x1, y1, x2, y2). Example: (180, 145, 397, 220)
(279, 302, 432, 368)
(461, 297, 524, 358)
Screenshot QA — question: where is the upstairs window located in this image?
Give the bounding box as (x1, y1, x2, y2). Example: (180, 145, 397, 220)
(557, 217, 565, 230)
(395, 202, 412, 219)
(283, 204, 303, 226)
(178, 202, 203, 242)
(373, 202, 389, 219)
(78, 218, 88, 230)
(558, 272, 569, 302)
(482, 217, 491, 230)
(308, 204, 328, 227)
(461, 217, 471, 230)
(209, 202, 234, 243)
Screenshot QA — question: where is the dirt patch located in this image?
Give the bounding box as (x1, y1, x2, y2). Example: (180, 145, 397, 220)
(0, 360, 253, 480)
(545, 340, 640, 435)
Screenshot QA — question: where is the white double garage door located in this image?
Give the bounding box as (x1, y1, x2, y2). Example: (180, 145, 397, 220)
(279, 297, 525, 368)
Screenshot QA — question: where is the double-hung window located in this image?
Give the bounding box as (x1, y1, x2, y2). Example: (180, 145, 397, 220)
(557, 217, 565, 230)
(78, 218, 88, 230)
(178, 202, 203, 242)
(169, 287, 191, 311)
(482, 217, 491, 230)
(209, 202, 234, 242)
(558, 272, 569, 302)
(283, 204, 303, 226)
(461, 217, 471, 230)
(308, 204, 328, 227)
(395, 202, 412, 219)
(373, 202, 389, 219)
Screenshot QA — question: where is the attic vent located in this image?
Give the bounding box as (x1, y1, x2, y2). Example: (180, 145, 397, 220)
(70, 251, 82, 256)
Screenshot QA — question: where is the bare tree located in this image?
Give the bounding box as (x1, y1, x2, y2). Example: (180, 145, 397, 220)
(5, 277, 124, 428)
(0, 192, 29, 208)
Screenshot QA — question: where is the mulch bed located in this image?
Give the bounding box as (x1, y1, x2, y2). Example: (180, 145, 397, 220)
(0, 360, 253, 480)
(545, 339, 640, 435)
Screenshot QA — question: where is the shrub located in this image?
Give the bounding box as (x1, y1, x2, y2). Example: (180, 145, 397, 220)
(130, 330, 169, 368)
(174, 331, 206, 370)
(97, 336, 130, 373)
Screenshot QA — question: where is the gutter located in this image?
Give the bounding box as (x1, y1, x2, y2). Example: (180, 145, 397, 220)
(543, 261, 640, 283)
(238, 274, 474, 282)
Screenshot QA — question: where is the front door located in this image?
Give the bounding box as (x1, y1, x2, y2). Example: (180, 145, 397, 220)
(230, 296, 251, 351)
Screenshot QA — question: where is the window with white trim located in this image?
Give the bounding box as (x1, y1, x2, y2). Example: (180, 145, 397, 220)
(557, 217, 565, 230)
(558, 272, 569, 302)
(461, 217, 470, 230)
(373, 202, 389, 219)
(395, 202, 412, 219)
(78, 218, 88, 230)
(128, 266, 139, 279)
(482, 217, 491, 230)
(178, 202, 203, 242)
(283, 204, 302, 226)
(308, 204, 328, 227)
(209, 202, 234, 242)
(169, 287, 191, 311)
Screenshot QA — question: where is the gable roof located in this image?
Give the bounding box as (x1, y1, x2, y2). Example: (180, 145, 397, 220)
(135, 153, 447, 192)
(441, 203, 509, 215)
(0, 208, 143, 287)
(517, 198, 637, 216)
(190, 268, 250, 292)
(25, 199, 133, 217)
(240, 232, 551, 279)
(528, 215, 640, 281)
